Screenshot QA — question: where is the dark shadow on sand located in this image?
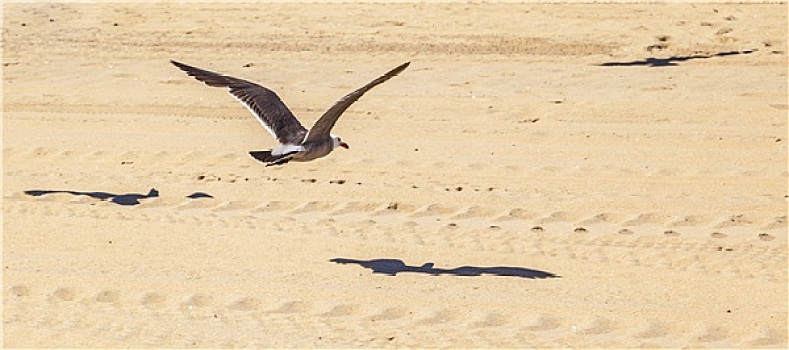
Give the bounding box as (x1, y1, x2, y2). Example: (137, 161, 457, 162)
(24, 188, 159, 206)
(186, 192, 214, 199)
(597, 49, 754, 67)
(330, 258, 559, 279)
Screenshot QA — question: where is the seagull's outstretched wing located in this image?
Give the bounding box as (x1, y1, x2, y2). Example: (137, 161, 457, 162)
(171, 60, 308, 145)
(304, 62, 410, 143)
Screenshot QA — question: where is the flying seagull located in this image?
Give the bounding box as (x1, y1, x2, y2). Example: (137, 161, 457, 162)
(171, 60, 410, 166)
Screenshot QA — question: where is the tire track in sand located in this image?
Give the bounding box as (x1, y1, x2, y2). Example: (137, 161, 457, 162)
(5, 284, 787, 348)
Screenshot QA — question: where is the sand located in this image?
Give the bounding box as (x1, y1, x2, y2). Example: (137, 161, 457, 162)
(3, 1, 787, 348)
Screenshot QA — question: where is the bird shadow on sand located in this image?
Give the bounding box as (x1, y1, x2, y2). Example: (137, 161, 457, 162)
(330, 258, 560, 279)
(597, 49, 754, 67)
(24, 188, 160, 206)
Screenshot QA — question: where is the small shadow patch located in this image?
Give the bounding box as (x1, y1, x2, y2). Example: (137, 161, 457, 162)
(186, 192, 214, 199)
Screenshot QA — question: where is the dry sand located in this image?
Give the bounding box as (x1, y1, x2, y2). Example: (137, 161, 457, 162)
(3, 2, 787, 348)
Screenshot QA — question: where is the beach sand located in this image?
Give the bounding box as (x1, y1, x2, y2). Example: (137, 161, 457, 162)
(3, 2, 787, 348)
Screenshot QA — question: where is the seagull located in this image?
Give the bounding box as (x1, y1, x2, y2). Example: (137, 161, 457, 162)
(171, 60, 410, 166)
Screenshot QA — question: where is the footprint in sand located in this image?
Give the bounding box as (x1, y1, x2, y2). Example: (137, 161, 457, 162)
(367, 307, 409, 322)
(452, 205, 496, 219)
(417, 308, 457, 325)
(95, 290, 121, 304)
(471, 312, 508, 328)
(268, 301, 309, 314)
(8, 285, 31, 298)
(495, 208, 537, 222)
(745, 327, 787, 347)
(523, 313, 560, 331)
(320, 304, 359, 318)
(140, 292, 167, 309)
(630, 319, 669, 338)
(227, 297, 263, 311)
(50, 287, 76, 302)
(690, 323, 729, 343)
(291, 201, 336, 214)
(572, 317, 614, 335)
(329, 201, 379, 215)
(410, 204, 457, 217)
(181, 294, 214, 310)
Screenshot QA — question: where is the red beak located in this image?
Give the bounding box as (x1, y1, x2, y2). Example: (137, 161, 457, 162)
(340, 142, 349, 149)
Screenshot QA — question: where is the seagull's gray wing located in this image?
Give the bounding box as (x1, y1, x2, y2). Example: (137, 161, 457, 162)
(304, 62, 410, 143)
(171, 60, 308, 145)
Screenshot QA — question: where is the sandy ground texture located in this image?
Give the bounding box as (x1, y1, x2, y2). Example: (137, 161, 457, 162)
(3, 2, 787, 348)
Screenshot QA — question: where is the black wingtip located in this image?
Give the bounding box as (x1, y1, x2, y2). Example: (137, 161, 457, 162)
(171, 60, 198, 73)
(388, 61, 410, 77)
(170, 59, 187, 69)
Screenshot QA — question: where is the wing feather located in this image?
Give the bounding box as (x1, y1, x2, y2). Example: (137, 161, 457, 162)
(304, 62, 410, 143)
(171, 60, 307, 145)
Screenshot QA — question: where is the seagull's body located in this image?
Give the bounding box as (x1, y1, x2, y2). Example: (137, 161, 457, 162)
(171, 60, 409, 166)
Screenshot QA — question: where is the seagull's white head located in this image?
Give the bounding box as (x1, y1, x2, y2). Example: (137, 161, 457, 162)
(331, 134, 349, 150)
